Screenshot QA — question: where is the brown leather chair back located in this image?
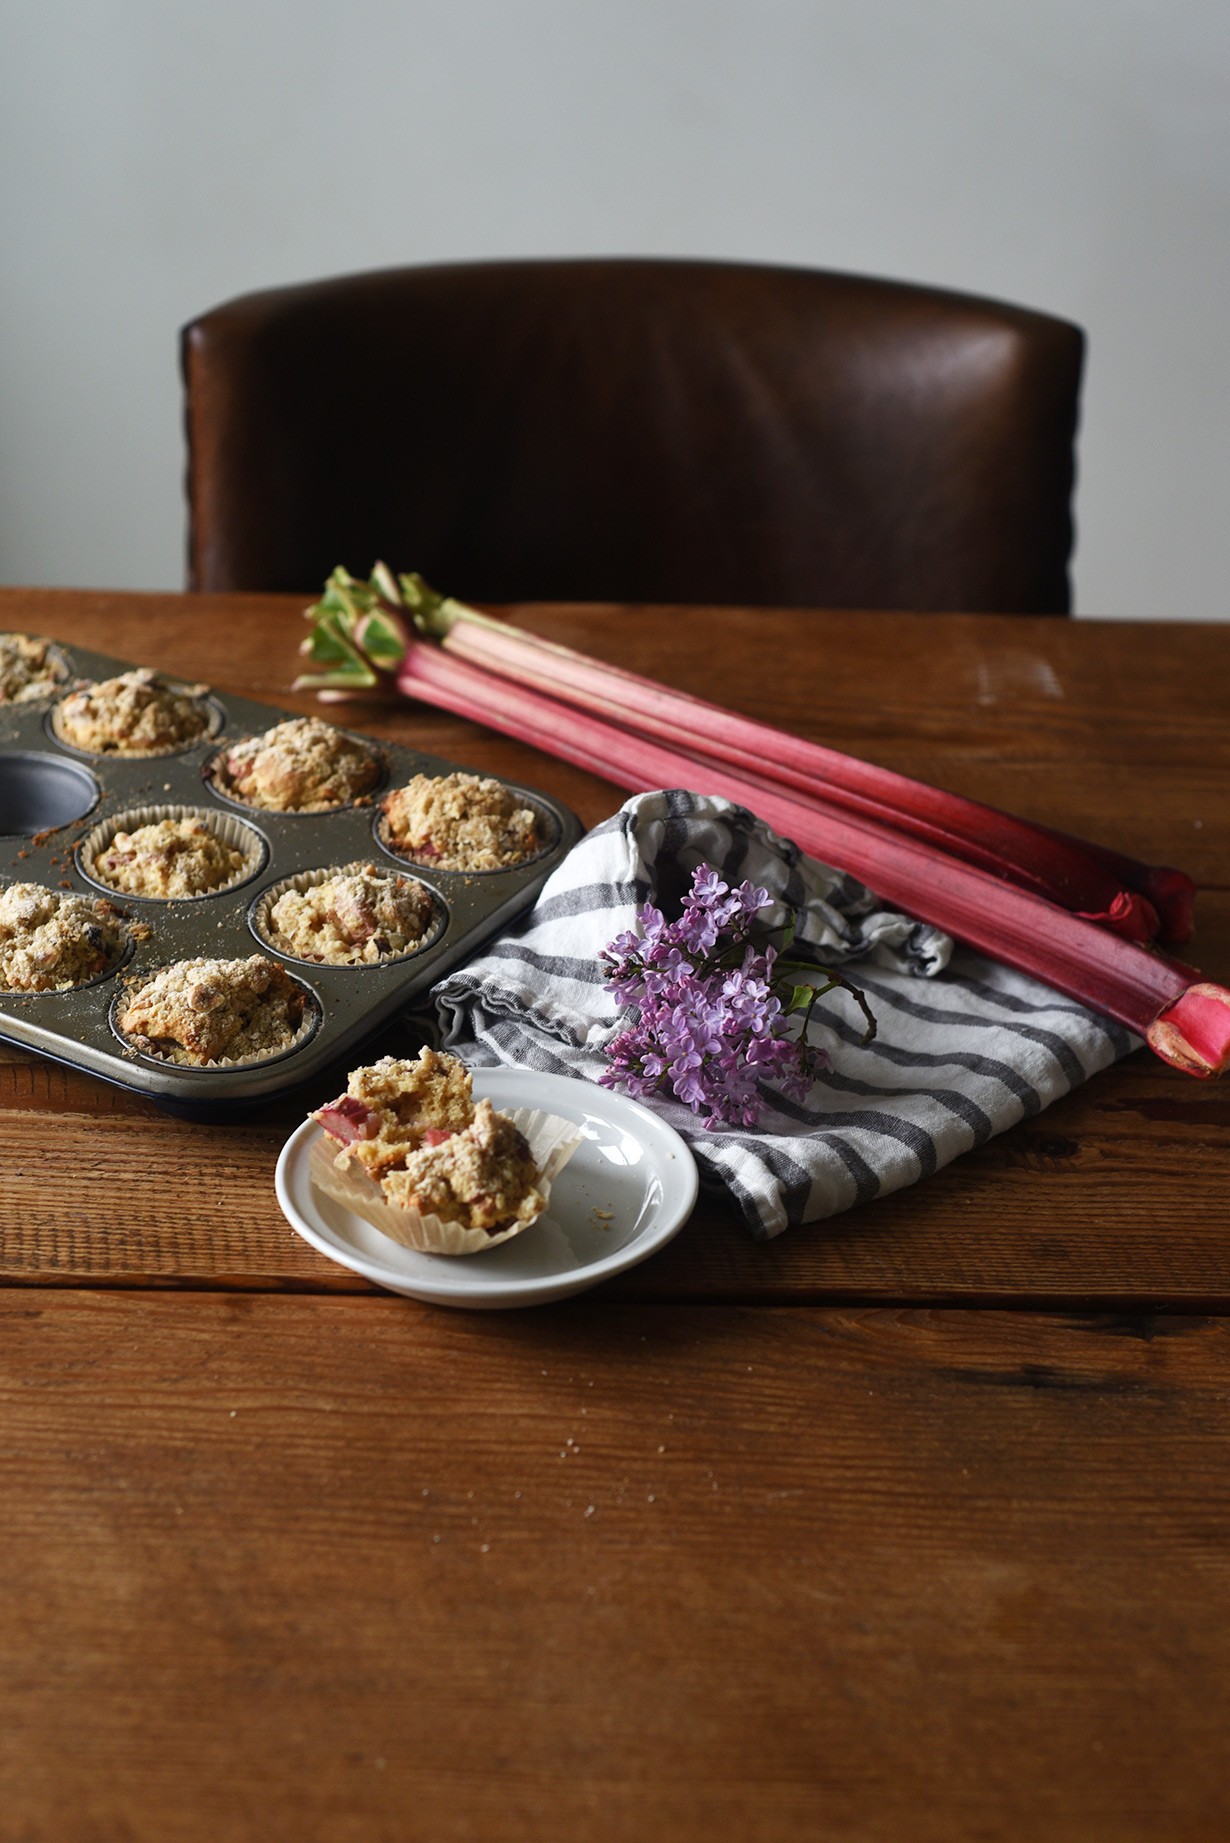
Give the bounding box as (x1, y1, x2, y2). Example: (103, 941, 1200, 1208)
(182, 259, 1083, 611)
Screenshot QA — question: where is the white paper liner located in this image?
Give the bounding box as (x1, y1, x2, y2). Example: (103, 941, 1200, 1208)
(309, 1106, 583, 1256)
(76, 804, 265, 900)
(50, 678, 223, 759)
(111, 960, 321, 1068)
(250, 861, 444, 966)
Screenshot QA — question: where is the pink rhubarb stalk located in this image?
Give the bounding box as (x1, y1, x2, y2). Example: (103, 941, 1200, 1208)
(434, 609, 1194, 945)
(394, 639, 1230, 1079)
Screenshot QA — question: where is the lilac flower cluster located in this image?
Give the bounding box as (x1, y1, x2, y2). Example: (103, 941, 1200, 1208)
(599, 864, 830, 1130)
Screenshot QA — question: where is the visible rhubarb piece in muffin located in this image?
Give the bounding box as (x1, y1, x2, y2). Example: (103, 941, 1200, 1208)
(213, 716, 380, 812)
(92, 816, 249, 899)
(379, 1098, 545, 1236)
(116, 954, 307, 1065)
(0, 883, 125, 992)
(266, 863, 436, 965)
(0, 633, 64, 704)
(380, 771, 539, 871)
(313, 1048, 475, 1180)
(55, 668, 211, 754)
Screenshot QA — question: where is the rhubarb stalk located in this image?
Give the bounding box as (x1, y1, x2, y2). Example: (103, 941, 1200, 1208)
(299, 566, 1194, 946)
(391, 637, 1230, 1079)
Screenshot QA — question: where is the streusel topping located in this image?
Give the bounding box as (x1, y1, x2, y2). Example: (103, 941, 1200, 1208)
(116, 954, 307, 1065)
(92, 817, 249, 900)
(55, 669, 211, 754)
(266, 863, 436, 965)
(213, 717, 380, 812)
(0, 883, 125, 992)
(0, 633, 64, 704)
(380, 772, 539, 871)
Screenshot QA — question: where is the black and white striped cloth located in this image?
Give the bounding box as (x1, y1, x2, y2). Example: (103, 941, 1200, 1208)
(432, 791, 1136, 1239)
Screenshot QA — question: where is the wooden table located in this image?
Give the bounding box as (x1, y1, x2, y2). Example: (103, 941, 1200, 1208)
(2, 588, 1228, 1842)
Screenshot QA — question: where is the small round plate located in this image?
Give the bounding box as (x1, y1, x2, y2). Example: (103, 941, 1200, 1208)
(275, 1066, 698, 1309)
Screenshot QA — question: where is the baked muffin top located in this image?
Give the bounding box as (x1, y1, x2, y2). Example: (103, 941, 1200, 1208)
(380, 771, 539, 871)
(266, 863, 436, 965)
(0, 883, 125, 992)
(0, 633, 64, 704)
(313, 1048, 476, 1179)
(55, 668, 211, 754)
(91, 816, 249, 900)
(380, 1099, 543, 1235)
(116, 954, 307, 1065)
(212, 717, 380, 812)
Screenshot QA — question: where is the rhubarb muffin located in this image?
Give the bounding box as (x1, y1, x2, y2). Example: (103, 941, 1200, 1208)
(261, 862, 437, 966)
(89, 815, 251, 900)
(54, 668, 212, 754)
(211, 716, 381, 813)
(0, 882, 126, 992)
(380, 771, 540, 871)
(116, 953, 309, 1065)
(0, 633, 65, 704)
(310, 1049, 575, 1252)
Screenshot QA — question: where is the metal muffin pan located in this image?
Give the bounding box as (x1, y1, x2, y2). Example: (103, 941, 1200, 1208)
(0, 639, 580, 1107)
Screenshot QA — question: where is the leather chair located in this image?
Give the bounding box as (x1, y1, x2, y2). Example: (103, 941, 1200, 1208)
(181, 258, 1084, 612)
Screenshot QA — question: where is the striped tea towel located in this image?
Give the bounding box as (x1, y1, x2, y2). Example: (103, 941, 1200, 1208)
(432, 791, 1136, 1239)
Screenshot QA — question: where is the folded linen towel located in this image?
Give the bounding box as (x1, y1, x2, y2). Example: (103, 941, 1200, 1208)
(432, 791, 1136, 1239)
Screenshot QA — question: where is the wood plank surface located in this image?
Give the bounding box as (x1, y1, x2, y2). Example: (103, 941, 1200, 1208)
(2, 1290, 1227, 1843)
(0, 589, 1226, 1302)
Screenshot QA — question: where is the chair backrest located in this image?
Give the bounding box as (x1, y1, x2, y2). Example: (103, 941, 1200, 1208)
(181, 258, 1084, 612)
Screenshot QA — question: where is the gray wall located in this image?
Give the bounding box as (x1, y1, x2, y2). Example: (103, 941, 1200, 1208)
(2, 0, 1227, 618)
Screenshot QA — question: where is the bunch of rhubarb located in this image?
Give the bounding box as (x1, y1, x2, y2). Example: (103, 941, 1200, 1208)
(296, 565, 1230, 1079)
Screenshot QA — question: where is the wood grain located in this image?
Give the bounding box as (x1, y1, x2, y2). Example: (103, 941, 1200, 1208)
(2, 1291, 1227, 1843)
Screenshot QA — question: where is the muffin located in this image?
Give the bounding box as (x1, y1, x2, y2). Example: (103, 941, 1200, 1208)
(0, 633, 64, 704)
(55, 668, 211, 754)
(310, 1050, 576, 1253)
(116, 954, 309, 1065)
(380, 771, 540, 871)
(91, 816, 250, 900)
(211, 716, 380, 812)
(0, 883, 126, 992)
(263, 863, 437, 965)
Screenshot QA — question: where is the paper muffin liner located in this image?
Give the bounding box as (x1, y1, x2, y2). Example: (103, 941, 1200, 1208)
(249, 861, 446, 967)
(309, 1106, 583, 1256)
(110, 960, 321, 1069)
(49, 680, 225, 759)
(373, 780, 559, 875)
(0, 636, 71, 705)
(76, 804, 267, 902)
(204, 725, 386, 814)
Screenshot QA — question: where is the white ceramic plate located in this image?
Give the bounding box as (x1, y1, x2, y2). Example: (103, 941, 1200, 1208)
(275, 1066, 699, 1308)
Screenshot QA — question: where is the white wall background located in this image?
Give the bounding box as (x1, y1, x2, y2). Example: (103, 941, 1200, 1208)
(1, 0, 1227, 617)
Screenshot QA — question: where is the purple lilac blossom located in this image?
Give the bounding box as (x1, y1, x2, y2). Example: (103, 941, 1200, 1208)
(599, 865, 828, 1129)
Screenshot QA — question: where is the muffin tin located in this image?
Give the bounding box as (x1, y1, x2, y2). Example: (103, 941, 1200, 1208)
(0, 638, 580, 1109)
